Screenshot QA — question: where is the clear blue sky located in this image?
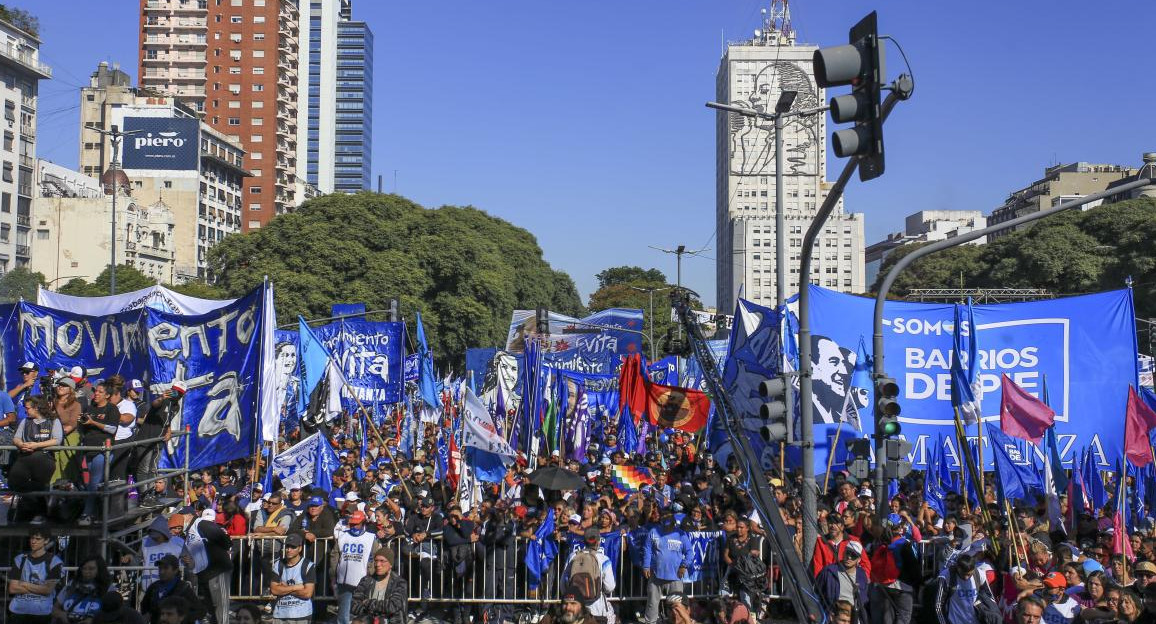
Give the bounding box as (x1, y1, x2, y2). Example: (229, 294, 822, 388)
(22, 0, 1156, 308)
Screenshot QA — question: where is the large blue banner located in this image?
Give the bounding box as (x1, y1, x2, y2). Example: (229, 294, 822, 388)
(505, 308, 643, 376)
(312, 319, 404, 407)
(804, 286, 1139, 470)
(273, 329, 301, 432)
(152, 288, 266, 470)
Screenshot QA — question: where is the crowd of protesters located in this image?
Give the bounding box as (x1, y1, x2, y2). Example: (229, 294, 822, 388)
(1, 363, 1156, 624)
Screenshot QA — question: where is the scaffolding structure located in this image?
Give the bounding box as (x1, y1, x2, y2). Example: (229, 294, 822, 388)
(905, 287, 1054, 303)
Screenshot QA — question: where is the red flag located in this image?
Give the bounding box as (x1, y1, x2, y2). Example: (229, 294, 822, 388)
(645, 381, 711, 433)
(618, 353, 648, 426)
(999, 374, 1055, 444)
(1124, 385, 1156, 467)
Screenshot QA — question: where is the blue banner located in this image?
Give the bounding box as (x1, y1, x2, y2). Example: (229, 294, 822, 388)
(152, 288, 266, 470)
(404, 353, 420, 383)
(273, 329, 301, 433)
(505, 308, 643, 376)
(804, 286, 1139, 471)
(313, 319, 405, 407)
(717, 299, 783, 472)
(122, 117, 200, 171)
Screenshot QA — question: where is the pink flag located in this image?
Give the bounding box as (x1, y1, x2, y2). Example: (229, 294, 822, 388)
(999, 374, 1055, 444)
(1124, 386, 1156, 467)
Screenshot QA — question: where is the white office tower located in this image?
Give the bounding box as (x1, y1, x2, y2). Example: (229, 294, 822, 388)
(715, 3, 865, 313)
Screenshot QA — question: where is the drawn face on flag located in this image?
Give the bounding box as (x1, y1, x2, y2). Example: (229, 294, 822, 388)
(649, 388, 695, 429)
(810, 335, 855, 424)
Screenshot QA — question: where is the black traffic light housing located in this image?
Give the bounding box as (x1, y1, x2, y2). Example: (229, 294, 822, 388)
(875, 375, 901, 438)
(535, 307, 549, 334)
(813, 11, 886, 181)
(759, 375, 794, 444)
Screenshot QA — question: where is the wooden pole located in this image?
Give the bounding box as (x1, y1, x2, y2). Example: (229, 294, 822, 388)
(975, 418, 985, 502)
(823, 426, 844, 493)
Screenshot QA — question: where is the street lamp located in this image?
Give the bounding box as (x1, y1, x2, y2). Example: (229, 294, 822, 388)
(630, 285, 671, 360)
(92, 124, 143, 295)
(706, 96, 827, 307)
(44, 275, 86, 290)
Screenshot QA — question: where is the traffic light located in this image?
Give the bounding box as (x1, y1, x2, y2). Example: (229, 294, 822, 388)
(813, 11, 886, 180)
(535, 307, 549, 334)
(875, 375, 901, 438)
(759, 375, 794, 444)
(846, 438, 872, 480)
(882, 438, 913, 479)
(387, 298, 399, 322)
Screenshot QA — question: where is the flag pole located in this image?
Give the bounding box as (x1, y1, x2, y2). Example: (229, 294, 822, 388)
(823, 426, 844, 493)
(976, 418, 985, 503)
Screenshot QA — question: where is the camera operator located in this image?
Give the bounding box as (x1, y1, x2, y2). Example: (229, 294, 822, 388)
(77, 379, 121, 526)
(0, 362, 28, 477)
(131, 382, 185, 507)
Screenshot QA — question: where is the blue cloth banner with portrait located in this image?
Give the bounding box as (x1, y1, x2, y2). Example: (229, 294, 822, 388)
(404, 353, 421, 383)
(272, 329, 301, 433)
(312, 319, 404, 407)
(716, 298, 783, 472)
(152, 287, 267, 471)
(802, 285, 1139, 472)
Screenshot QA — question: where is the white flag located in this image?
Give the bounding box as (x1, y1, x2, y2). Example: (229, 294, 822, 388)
(269, 432, 320, 491)
(463, 388, 515, 459)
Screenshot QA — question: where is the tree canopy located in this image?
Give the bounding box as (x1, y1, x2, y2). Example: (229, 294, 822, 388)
(208, 192, 585, 366)
(587, 265, 703, 358)
(57, 265, 156, 297)
(871, 197, 1156, 319)
(0, 267, 44, 303)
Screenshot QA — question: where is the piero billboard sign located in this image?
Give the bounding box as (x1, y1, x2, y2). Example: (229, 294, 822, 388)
(122, 117, 200, 171)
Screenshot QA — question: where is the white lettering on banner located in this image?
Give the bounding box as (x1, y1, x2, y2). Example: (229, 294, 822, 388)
(903, 432, 1111, 470)
(573, 333, 619, 354)
(271, 433, 319, 491)
(20, 311, 147, 360)
(134, 132, 186, 150)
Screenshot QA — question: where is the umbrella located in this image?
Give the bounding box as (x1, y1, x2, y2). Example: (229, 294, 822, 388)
(528, 466, 585, 491)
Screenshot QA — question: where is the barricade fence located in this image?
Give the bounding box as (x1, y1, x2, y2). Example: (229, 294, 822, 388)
(0, 535, 942, 611)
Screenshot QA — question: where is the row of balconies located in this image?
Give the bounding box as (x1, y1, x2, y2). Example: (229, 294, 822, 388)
(144, 0, 207, 12)
(0, 44, 51, 79)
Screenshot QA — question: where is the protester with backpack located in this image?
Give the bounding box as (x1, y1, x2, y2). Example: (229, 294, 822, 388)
(269, 532, 316, 624)
(933, 553, 1001, 624)
(564, 527, 616, 624)
(869, 516, 921, 624)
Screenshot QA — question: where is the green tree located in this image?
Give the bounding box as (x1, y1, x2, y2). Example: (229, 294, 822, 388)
(870, 243, 989, 296)
(207, 192, 585, 366)
(0, 267, 45, 303)
(56, 265, 156, 297)
(595, 266, 667, 289)
(0, 5, 39, 37)
(587, 265, 702, 358)
(170, 280, 228, 300)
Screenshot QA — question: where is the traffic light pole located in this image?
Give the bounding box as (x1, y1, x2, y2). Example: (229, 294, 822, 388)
(869, 176, 1156, 517)
(797, 92, 900, 563)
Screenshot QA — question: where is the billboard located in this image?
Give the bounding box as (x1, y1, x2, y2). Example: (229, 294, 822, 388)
(803, 286, 1139, 470)
(121, 117, 200, 171)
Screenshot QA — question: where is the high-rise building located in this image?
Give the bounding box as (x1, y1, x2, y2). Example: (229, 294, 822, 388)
(139, 0, 300, 231)
(298, 0, 372, 194)
(715, 5, 865, 311)
(0, 14, 51, 273)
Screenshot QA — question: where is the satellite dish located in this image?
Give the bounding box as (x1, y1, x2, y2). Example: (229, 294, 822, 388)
(761, 8, 767, 13)
(754, 29, 762, 37)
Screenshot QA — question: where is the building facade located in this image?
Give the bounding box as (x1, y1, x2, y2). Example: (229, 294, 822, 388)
(0, 17, 51, 273)
(297, 0, 372, 194)
(139, 0, 300, 230)
(864, 209, 986, 287)
(715, 13, 864, 311)
(79, 62, 135, 178)
(986, 162, 1137, 239)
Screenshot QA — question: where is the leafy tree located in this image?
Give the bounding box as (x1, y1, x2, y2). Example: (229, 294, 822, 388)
(207, 192, 585, 367)
(0, 5, 39, 37)
(0, 267, 44, 303)
(870, 197, 1156, 321)
(587, 265, 703, 358)
(56, 265, 156, 297)
(595, 266, 667, 289)
(170, 280, 228, 300)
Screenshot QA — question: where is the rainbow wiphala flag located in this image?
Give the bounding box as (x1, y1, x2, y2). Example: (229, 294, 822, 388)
(611, 465, 655, 498)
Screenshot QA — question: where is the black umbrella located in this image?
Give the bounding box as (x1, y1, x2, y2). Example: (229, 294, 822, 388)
(527, 465, 585, 491)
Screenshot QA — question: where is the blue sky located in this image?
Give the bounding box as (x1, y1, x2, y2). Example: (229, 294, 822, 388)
(22, 1, 1156, 308)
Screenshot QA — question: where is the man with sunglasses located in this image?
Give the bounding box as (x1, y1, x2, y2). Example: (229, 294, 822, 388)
(816, 540, 869, 623)
(270, 532, 315, 624)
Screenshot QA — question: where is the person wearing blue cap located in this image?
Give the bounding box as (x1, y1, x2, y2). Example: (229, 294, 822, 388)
(289, 495, 337, 547)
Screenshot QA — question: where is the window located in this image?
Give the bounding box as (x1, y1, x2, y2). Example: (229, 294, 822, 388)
(250, 135, 262, 142)
(251, 117, 263, 125)
(251, 101, 263, 108)
(36, 229, 47, 240)
(252, 84, 263, 92)
(2, 132, 11, 152)
(253, 16, 265, 23)
(249, 220, 261, 229)
(230, 16, 242, 24)
(252, 67, 264, 75)
(249, 203, 261, 211)
(1, 193, 10, 213)
(1, 162, 11, 183)
(250, 152, 262, 160)
(252, 50, 265, 58)
(228, 84, 241, 94)
(249, 186, 262, 194)
(230, 50, 241, 61)
(228, 101, 240, 108)
(253, 33, 265, 41)
(230, 34, 242, 43)
(227, 117, 240, 126)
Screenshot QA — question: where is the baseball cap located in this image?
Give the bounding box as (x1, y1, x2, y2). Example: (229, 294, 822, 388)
(845, 541, 864, 557)
(349, 510, 366, 525)
(1082, 559, 1104, 574)
(285, 533, 305, 548)
(168, 514, 185, 529)
(421, 497, 434, 507)
(308, 496, 325, 507)
(413, 465, 425, 474)
(18, 361, 37, 372)
(69, 365, 85, 379)
(129, 379, 144, 392)
(1042, 572, 1067, 589)
(56, 377, 76, 390)
(156, 554, 180, 569)
(568, 513, 582, 525)
(171, 381, 188, 395)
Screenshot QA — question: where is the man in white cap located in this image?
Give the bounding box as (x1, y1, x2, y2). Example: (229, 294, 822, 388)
(185, 507, 233, 624)
(69, 365, 94, 410)
(816, 540, 869, 623)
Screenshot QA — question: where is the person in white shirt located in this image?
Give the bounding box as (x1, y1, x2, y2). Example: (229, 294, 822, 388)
(1039, 571, 1081, 624)
(105, 376, 138, 482)
(270, 532, 315, 624)
(333, 510, 378, 624)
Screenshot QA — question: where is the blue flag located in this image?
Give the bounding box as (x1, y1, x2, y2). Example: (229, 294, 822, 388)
(986, 423, 1043, 502)
(298, 316, 333, 415)
(1083, 447, 1108, 513)
(925, 436, 947, 517)
(951, 299, 981, 424)
(525, 509, 558, 590)
(314, 431, 341, 495)
(416, 313, 440, 410)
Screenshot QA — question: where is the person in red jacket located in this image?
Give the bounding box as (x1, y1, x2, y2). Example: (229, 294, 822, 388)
(812, 516, 872, 579)
(215, 498, 249, 537)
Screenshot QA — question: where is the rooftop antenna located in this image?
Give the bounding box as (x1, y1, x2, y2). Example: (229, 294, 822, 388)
(762, 0, 795, 46)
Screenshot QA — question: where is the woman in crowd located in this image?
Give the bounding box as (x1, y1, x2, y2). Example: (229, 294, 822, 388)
(51, 555, 111, 624)
(9, 395, 63, 521)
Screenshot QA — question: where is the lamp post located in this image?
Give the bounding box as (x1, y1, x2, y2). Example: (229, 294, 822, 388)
(92, 124, 142, 295)
(630, 285, 671, 360)
(706, 95, 827, 307)
(44, 275, 86, 290)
